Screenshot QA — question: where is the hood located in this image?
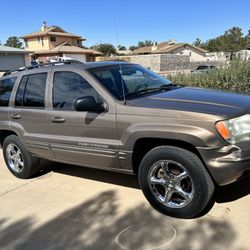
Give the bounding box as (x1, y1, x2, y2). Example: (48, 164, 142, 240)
(128, 87, 250, 117)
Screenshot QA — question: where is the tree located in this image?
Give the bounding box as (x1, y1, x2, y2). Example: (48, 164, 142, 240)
(222, 27, 247, 53)
(137, 40, 154, 48)
(4, 36, 23, 48)
(117, 45, 126, 51)
(193, 38, 203, 47)
(129, 45, 138, 51)
(203, 27, 247, 56)
(91, 43, 117, 56)
(245, 29, 250, 48)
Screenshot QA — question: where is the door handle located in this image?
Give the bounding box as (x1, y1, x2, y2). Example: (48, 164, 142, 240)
(51, 116, 65, 123)
(11, 114, 21, 119)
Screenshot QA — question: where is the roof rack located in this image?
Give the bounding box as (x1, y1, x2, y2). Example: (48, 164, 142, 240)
(3, 60, 83, 77)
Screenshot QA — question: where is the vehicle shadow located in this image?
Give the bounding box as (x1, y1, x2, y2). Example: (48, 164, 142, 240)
(39, 160, 250, 203)
(215, 174, 250, 203)
(39, 160, 140, 190)
(0, 190, 245, 250)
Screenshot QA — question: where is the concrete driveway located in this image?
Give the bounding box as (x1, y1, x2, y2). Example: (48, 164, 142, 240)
(0, 149, 249, 250)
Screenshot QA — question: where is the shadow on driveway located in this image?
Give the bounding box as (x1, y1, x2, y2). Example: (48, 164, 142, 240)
(39, 160, 140, 189)
(39, 160, 250, 203)
(0, 190, 245, 250)
(215, 174, 250, 203)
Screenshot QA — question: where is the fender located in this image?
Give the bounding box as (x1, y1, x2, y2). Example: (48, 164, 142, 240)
(119, 123, 226, 150)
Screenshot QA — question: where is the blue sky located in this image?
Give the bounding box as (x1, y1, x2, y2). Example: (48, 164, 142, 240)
(1, 0, 250, 48)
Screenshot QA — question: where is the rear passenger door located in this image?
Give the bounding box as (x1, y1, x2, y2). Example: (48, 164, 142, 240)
(47, 69, 118, 169)
(0, 76, 17, 132)
(9, 71, 53, 159)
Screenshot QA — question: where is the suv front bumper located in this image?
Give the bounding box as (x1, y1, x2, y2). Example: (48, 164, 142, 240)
(197, 144, 250, 186)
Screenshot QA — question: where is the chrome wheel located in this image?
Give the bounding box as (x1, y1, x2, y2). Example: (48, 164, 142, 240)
(6, 143, 24, 173)
(148, 160, 194, 208)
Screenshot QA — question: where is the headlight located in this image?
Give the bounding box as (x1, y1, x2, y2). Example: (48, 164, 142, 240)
(215, 114, 250, 143)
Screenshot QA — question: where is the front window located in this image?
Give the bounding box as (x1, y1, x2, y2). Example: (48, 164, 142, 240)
(89, 64, 172, 100)
(53, 71, 100, 110)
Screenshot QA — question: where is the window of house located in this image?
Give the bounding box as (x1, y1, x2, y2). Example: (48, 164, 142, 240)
(38, 37, 44, 46)
(0, 77, 17, 106)
(50, 37, 56, 42)
(15, 73, 47, 108)
(53, 71, 99, 110)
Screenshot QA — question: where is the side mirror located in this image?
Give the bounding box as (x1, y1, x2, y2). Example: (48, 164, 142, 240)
(74, 96, 106, 113)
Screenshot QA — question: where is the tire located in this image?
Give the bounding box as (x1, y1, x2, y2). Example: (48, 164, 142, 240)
(138, 146, 215, 219)
(3, 135, 40, 179)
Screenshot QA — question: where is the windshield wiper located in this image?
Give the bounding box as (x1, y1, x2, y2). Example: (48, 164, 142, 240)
(124, 83, 183, 99)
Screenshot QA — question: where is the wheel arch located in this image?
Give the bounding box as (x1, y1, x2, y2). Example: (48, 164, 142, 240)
(132, 137, 207, 175)
(0, 130, 18, 146)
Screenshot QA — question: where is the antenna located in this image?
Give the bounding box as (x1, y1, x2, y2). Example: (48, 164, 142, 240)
(114, 17, 127, 105)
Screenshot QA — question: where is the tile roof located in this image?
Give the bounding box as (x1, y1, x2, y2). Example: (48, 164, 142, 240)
(132, 46, 152, 54)
(0, 45, 31, 53)
(132, 42, 208, 54)
(32, 42, 102, 56)
(21, 26, 85, 40)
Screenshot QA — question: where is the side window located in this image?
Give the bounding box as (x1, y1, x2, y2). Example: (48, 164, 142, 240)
(15, 75, 28, 106)
(15, 73, 47, 108)
(53, 71, 99, 110)
(0, 77, 17, 107)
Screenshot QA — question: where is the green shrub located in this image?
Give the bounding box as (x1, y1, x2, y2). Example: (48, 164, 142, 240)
(168, 60, 250, 95)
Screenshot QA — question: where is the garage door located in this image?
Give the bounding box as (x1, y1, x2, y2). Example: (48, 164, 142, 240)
(0, 54, 26, 71)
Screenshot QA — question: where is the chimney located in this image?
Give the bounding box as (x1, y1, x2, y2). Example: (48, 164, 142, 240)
(151, 42, 158, 51)
(168, 39, 176, 46)
(41, 21, 47, 31)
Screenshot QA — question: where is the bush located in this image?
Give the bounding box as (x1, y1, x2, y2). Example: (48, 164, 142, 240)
(168, 60, 250, 95)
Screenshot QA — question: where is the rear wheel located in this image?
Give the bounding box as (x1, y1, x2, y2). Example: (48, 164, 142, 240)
(3, 135, 40, 179)
(138, 146, 215, 218)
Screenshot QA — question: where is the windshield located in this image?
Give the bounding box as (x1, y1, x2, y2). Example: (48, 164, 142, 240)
(88, 64, 172, 100)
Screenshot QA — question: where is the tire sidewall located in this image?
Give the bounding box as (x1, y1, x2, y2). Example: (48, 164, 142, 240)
(138, 146, 214, 219)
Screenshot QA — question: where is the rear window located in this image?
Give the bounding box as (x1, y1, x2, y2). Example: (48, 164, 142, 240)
(15, 73, 47, 108)
(0, 77, 17, 106)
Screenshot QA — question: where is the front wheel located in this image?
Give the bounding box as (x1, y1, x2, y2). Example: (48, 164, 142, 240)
(138, 146, 215, 219)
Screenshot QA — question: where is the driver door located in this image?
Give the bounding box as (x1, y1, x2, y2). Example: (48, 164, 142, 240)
(47, 69, 119, 169)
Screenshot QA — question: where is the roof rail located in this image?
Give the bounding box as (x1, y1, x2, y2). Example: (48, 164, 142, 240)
(3, 60, 83, 77)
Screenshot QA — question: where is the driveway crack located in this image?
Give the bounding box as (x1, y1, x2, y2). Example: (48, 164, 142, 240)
(0, 172, 53, 197)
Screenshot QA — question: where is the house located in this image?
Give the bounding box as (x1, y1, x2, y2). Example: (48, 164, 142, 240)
(132, 40, 208, 62)
(116, 49, 132, 55)
(235, 50, 250, 60)
(0, 45, 30, 72)
(21, 22, 102, 63)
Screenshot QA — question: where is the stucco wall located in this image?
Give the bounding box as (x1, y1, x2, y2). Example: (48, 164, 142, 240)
(170, 46, 207, 62)
(25, 37, 50, 51)
(96, 54, 222, 73)
(25, 36, 80, 52)
(49, 36, 80, 49)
